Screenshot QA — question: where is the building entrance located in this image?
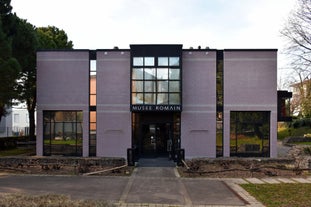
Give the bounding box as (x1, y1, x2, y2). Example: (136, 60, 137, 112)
(132, 112, 180, 159)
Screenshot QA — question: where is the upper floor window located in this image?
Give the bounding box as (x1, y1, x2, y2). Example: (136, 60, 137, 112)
(131, 56, 181, 106)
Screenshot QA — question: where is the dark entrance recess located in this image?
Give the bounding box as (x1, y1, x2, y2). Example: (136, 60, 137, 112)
(132, 112, 181, 159)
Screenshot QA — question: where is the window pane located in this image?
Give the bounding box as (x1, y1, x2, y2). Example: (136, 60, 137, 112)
(144, 57, 154, 66)
(133, 57, 143, 66)
(90, 94, 96, 106)
(169, 81, 180, 92)
(169, 68, 180, 80)
(132, 81, 144, 92)
(145, 93, 156, 104)
(169, 94, 180, 104)
(157, 93, 168, 104)
(157, 81, 168, 92)
(64, 112, 77, 122)
(77, 112, 83, 122)
(157, 68, 168, 79)
(90, 76, 96, 93)
(169, 57, 179, 66)
(158, 57, 168, 66)
(132, 68, 143, 79)
(90, 60, 96, 71)
(145, 81, 156, 92)
(132, 93, 144, 104)
(144, 68, 156, 80)
(90, 111, 96, 123)
(90, 123, 96, 131)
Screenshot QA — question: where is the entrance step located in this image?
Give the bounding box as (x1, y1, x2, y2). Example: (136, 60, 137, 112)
(138, 157, 176, 167)
(135, 157, 177, 178)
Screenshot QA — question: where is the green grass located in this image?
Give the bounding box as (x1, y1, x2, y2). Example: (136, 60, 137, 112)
(241, 183, 311, 207)
(0, 148, 35, 157)
(278, 126, 311, 140)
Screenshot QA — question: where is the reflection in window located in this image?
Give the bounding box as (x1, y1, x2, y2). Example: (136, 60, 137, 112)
(145, 93, 156, 104)
(43, 111, 83, 156)
(144, 68, 156, 79)
(133, 57, 144, 66)
(157, 94, 168, 104)
(230, 111, 270, 157)
(169, 69, 180, 80)
(132, 81, 144, 92)
(157, 81, 168, 92)
(144, 57, 154, 66)
(157, 68, 168, 79)
(144, 81, 156, 92)
(169, 81, 180, 92)
(169, 94, 180, 104)
(169, 57, 180, 66)
(158, 57, 169, 66)
(131, 56, 181, 105)
(132, 68, 144, 79)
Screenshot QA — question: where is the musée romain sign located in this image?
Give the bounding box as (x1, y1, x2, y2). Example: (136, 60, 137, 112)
(131, 105, 182, 112)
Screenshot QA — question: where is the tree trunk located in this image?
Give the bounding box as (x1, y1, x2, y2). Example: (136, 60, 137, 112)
(27, 97, 36, 141)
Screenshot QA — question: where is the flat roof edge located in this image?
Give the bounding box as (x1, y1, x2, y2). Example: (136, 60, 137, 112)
(224, 49, 278, 52)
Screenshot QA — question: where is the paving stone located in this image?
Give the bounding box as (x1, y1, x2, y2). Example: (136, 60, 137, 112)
(292, 178, 311, 183)
(261, 178, 280, 184)
(277, 178, 296, 183)
(245, 178, 265, 184)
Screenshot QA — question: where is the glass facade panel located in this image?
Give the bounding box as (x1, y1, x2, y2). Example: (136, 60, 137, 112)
(158, 57, 168, 66)
(144, 57, 154, 66)
(131, 55, 181, 107)
(157, 94, 168, 104)
(169, 94, 180, 104)
(145, 93, 156, 104)
(132, 81, 144, 92)
(169, 81, 180, 92)
(144, 68, 156, 79)
(169, 57, 179, 66)
(43, 111, 83, 156)
(169, 68, 180, 80)
(157, 68, 168, 79)
(144, 81, 156, 92)
(132, 68, 144, 79)
(157, 81, 168, 92)
(133, 57, 144, 66)
(132, 93, 144, 104)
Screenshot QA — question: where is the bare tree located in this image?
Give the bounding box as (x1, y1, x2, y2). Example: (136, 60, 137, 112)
(281, 0, 311, 117)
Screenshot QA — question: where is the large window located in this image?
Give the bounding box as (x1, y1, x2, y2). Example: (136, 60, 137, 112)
(43, 111, 83, 156)
(131, 56, 181, 106)
(230, 111, 270, 157)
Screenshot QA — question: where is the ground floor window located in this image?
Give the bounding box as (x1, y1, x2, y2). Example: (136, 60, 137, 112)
(230, 111, 270, 157)
(43, 111, 83, 156)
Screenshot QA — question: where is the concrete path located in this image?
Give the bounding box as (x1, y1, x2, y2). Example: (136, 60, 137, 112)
(0, 158, 310, 207)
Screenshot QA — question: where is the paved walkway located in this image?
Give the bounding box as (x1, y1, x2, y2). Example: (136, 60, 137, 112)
(0, 158, 311, 207)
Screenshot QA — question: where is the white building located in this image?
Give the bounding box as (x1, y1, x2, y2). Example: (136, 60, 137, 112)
(0, 102, 31, 137)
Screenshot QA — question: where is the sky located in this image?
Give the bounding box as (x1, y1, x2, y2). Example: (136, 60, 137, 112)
(10, 0, 297, 85)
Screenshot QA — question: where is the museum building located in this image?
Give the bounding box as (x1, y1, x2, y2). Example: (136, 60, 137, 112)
(36, 44, 291, 159)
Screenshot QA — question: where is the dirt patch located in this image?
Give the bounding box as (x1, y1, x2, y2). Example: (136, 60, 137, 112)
(0, 156, 134, 176)
(178, 158, 311, 178)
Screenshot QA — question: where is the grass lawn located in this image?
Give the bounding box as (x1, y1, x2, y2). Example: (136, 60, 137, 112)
(278, 126, 311, 140)
(241, 183, 311, 207)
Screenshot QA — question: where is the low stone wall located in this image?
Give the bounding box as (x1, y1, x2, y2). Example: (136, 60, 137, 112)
(283, 136, 311, 146)
(0, 156, 126, 168)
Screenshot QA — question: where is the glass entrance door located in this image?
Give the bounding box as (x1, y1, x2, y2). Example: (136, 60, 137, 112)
(141, 123, 172, 157)
(132, 112, 180, 159)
